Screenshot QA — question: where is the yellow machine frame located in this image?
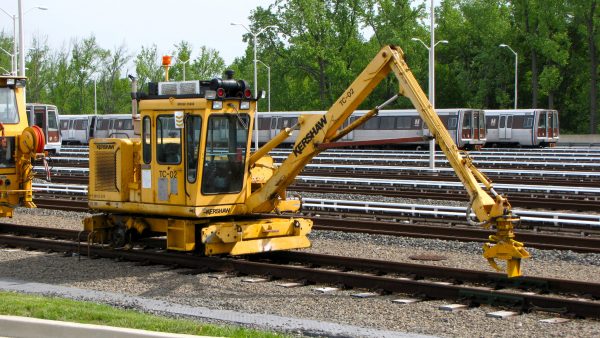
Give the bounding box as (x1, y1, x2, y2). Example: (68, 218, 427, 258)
(0, 76, 45, 217)
(85, 46, 529, 277)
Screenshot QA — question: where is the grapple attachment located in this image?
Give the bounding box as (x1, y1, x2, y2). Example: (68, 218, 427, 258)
(482, 217, 530, 277)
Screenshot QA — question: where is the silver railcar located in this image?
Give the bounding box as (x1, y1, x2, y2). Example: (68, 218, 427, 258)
(255, 109, 486, 149)
(60, 114, 135, 144)
(484, 109, 559, 147)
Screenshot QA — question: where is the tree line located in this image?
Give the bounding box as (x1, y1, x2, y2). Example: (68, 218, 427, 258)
(0, 0, 597, 134)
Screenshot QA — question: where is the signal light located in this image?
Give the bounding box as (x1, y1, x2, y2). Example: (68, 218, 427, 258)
(244, 89, 252, 99)
(162, 55, 172, 66)
(0, 180, 4, 186)
(217, 88, 225, 98)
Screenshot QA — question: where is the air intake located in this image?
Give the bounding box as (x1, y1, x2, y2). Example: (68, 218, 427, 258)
(158, 81, 200, 95)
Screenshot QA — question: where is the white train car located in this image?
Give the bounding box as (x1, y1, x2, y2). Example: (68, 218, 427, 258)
(94, 114, 135, 139)
(60, 114, 95, 145)
(60, 114, 135, 145)
(26, 103, 62, 154)
(255, 108, 486, 149)
(484, 109, 559, 147)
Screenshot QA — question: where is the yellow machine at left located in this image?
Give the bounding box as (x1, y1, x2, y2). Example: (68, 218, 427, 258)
(0, 76, 46, 217)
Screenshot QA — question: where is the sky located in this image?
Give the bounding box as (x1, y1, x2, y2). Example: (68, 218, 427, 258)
(0, 0, 276, 65)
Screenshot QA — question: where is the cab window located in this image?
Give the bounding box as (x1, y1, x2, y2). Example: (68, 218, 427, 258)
(156, 115, 181, 164)
(142, 116, 151, 164)
(0, 88, 19, 124)
(202, 114, 249, 194)
(186, 116, 202, 183)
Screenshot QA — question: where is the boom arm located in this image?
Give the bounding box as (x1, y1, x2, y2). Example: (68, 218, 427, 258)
(245, 45, 529, 277)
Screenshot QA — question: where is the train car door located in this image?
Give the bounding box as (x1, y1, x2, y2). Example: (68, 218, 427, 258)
(552, 111, 559, 140)
(498, 115, 512, 139)
(46, 107, 60, 145)
(33, 106, 47, 135)
(547, 111, 554, 138)
(461, 111, 472, 141)
(536, 111, 547, 139)
(472, 111, 480, 139)
(269, 116, 278, 139)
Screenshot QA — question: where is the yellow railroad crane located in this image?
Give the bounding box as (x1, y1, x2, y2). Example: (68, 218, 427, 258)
(84, 46, 529, 277)
(0, 75, 46, 217)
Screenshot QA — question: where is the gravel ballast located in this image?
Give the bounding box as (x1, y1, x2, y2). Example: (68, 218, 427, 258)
(1, 206, 599, 337)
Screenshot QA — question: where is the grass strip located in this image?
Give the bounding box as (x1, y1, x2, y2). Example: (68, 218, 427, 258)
(0, 291, 286, 337)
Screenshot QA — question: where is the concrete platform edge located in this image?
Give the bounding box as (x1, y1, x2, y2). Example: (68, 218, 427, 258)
(0, 278, 435, 338)
(0, 314, 210, 338)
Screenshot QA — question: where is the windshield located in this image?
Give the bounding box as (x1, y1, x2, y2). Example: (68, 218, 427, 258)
(0, 87, 20, 124)
(202, 114, 249, 194)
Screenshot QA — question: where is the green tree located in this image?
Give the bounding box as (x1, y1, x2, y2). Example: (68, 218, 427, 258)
(98, 43, 131, 113)
(25, 35, 52, 103)
(0, 32, 13, 75)
(135, 44, 163, 91)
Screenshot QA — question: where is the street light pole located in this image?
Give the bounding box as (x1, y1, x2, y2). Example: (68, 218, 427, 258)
(0, 9, 17, 74)
(410, 0, 448, 170)
(230, 22, 278, 150)
(1, 3, 47, 76)
(499, 44, 518, 110)
(411, 33, 448, 171)
(180, 58, 190, 81)
(17, 0, 24, 76)
(257, 60, 271, 112)
(94, 78, 97, 115)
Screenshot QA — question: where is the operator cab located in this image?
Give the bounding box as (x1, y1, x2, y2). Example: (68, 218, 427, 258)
(132, 70, 257, 211)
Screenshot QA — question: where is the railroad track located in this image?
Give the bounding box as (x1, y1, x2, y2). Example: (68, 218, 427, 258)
(33, 171, 600, 212)
(0, 224, 598, 319)
(27, 195, 600, 254)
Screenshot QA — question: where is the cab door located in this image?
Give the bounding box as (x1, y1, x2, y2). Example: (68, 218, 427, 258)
(152, 114, 185, 205)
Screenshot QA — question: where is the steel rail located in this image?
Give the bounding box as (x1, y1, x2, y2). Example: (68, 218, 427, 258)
(0, 232, 598, 318)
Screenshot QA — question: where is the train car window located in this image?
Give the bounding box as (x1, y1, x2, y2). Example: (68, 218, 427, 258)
(258, 117, 270, 130)
(202, 114, 249, 195)
(507, 116, 513, 128)
(34, 108, 46, 129)
(553, 112, 559, 129)
(538, 112, 547, 128)
(122, 119, 133, 130)
(142, 116, 151, 164)
(523, 117, 533, 128)
(47, 110, 58, 129)
(462, 113, 472, 129)
(74, 120, 88, 130)
(489, 118, 497, 128)
(499, 116, 506, 128)
(0, 88, 20, 124)
(97, 119, 110, 130)
(363, 116, 380, 130)
(115, 120, 124, 129)
(396, 116, 412, 129)
(277, 117, 298, 129)
(186, 116, 202, 183)
(448, 117, 458, 129)
(379, 116, 395, 130)
(414, 118, 421, 128)
(156, 115, 181, 164)
(60, 120, 69, 130)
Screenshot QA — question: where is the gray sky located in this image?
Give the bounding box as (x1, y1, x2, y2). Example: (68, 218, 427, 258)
(1, 0, 275, 65)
